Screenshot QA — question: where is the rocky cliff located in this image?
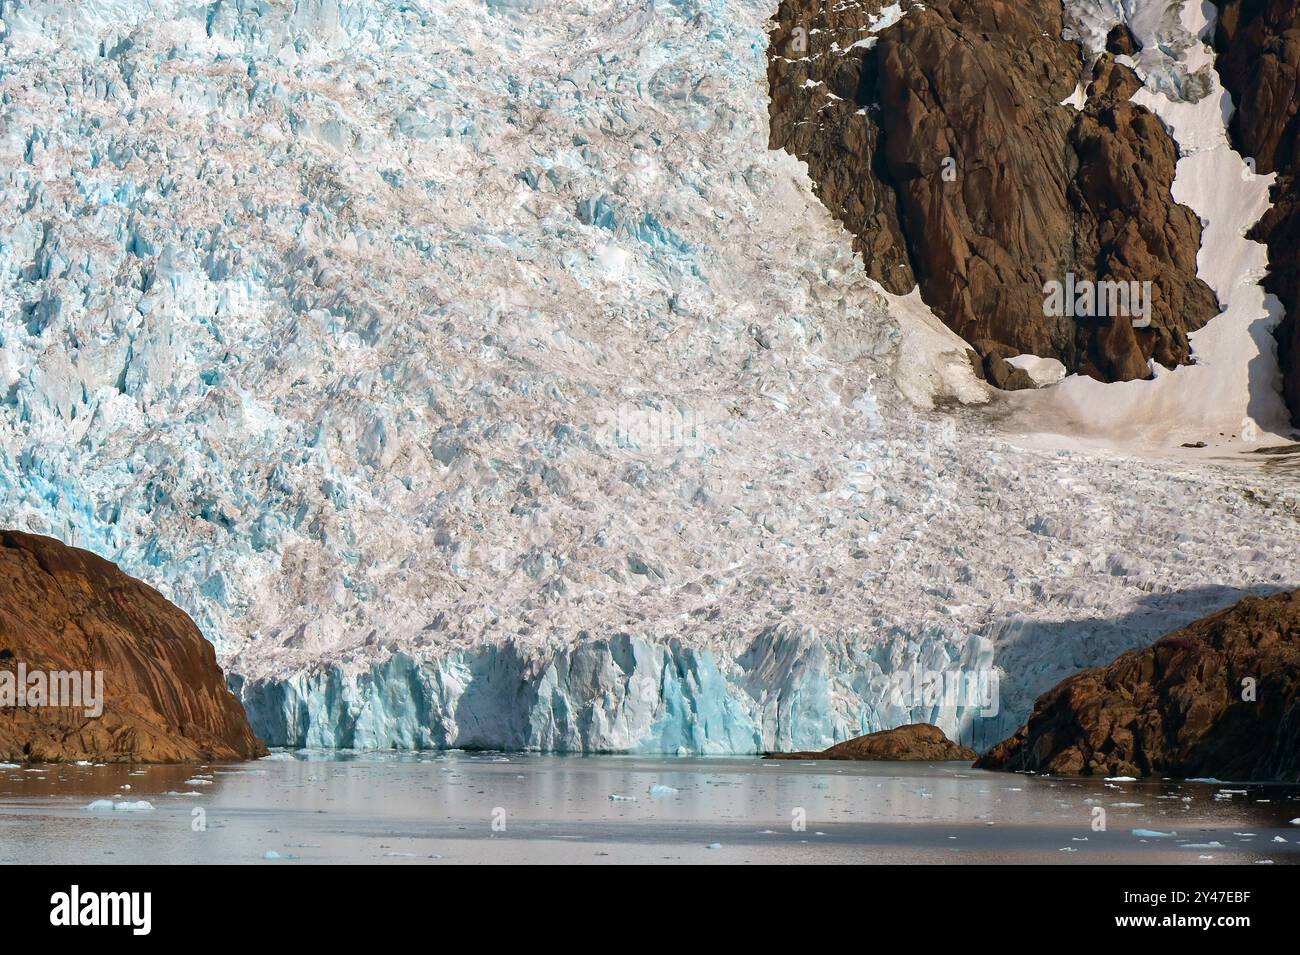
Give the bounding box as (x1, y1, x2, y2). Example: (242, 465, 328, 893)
(768, 0, 1220, 387)
(1213, 0, 1300, 425)
(977, 589, 1300, 781)
(0, 531, 265, 762)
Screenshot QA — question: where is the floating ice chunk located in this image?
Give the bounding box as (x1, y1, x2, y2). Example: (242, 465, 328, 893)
(86, 799, 153, 812)
(705, 843, 722, 850)
(608, 794, 638, 801)
(182, 778, 213, 785)
(1104, 776, 1137, 782)
(1133, 829, 1174, 838)
(263, 851, 297, 860)
(648, 784, 679, 796)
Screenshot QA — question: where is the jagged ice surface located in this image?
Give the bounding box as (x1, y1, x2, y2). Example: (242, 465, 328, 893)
(0, 0, 1296, 752)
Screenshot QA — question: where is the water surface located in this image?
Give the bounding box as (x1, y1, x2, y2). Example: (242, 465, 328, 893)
(1, 753, 1297, 864)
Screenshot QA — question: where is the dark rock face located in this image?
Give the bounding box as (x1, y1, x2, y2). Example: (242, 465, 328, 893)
(1213, 0, 1300, 426)
(768, 0, 1219, 385)
(0, 531, 266, 762)
(765, 722, 977, 761)
(977, 590, 1300, 781)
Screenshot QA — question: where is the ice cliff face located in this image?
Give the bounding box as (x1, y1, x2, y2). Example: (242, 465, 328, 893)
(0, 0, 1296, 753)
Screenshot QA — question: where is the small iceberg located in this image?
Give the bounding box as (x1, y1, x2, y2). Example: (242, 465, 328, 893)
(85, 799, 153, 812)
(1132, 829, 1175, 838)
(648, 784, 679, 796)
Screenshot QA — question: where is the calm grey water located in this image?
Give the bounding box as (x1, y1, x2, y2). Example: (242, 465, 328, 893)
(1, 752, 1297, 864)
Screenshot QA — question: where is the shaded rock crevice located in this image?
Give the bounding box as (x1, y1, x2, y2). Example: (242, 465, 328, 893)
(768, 0, 1220, 386)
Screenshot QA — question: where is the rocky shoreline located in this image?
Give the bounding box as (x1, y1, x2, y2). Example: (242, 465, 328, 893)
(0, 531, 265, 763)
(765, 723, 977, 761)
(977, 589, 1300, 781)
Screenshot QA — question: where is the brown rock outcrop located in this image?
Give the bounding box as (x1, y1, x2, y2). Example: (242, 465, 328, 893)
(1213, 0, 1300, 426)
(765, 722, 977, 761)
(0, 530, 266, 762)
(768, 0, 1219, 386)
(976, 589, 1300, 781)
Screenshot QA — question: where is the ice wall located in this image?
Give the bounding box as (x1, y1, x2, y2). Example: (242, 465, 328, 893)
(234, 623, 1014, 753)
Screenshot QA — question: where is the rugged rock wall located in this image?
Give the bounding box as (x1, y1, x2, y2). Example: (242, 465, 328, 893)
(768, 0, 1220, 386)
(1213, 0, 1300, 425)
(978, 589, 1300, 781)
(0, 531, 265, 762)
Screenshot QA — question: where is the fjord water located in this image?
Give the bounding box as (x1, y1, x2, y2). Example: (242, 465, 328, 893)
(1, 754, 1297, 864)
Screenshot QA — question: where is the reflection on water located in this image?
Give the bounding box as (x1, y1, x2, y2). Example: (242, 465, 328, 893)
(1, 752, 1297, 864)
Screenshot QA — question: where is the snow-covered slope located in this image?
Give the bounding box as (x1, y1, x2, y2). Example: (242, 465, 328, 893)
(1004, 0, 1292, 450)
(0, 0, 1295, 752)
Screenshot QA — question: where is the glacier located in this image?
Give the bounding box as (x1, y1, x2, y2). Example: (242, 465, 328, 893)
(0, 0, 1297, 753)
